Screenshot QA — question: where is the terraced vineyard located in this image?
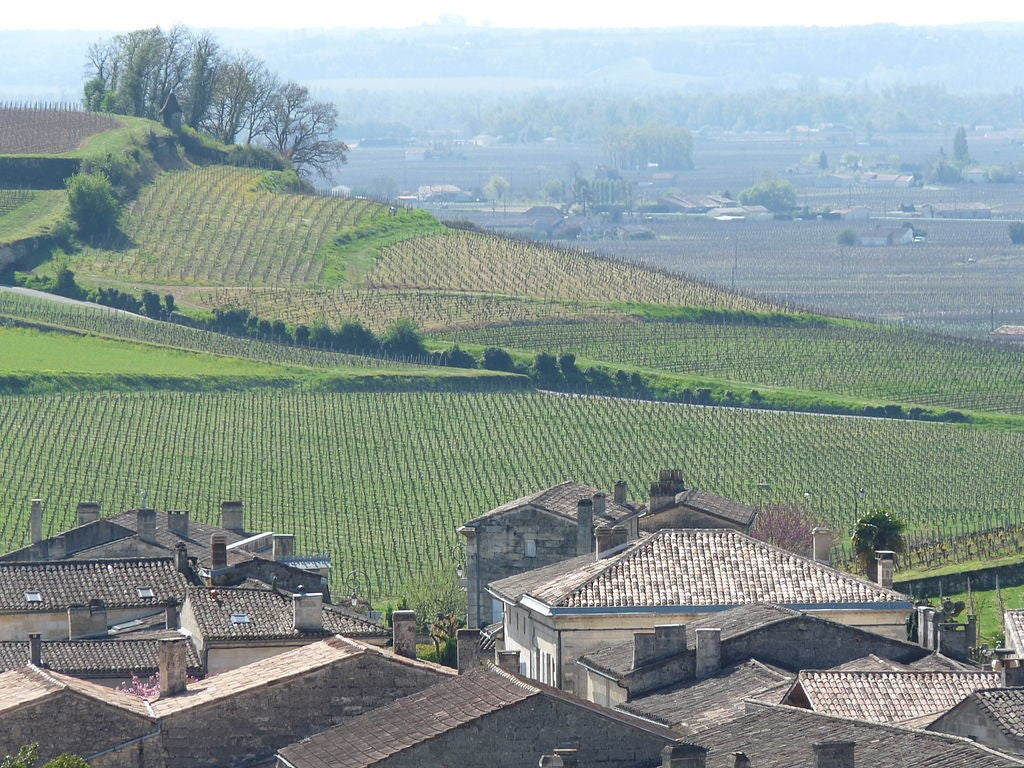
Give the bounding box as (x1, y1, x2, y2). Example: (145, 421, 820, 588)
(445, 319, 1024, 413)
(0, 390, 1021, 599)
(74, 166, 392, 286)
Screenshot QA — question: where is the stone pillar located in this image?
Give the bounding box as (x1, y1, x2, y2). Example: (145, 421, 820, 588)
(76, 501, 101, 527)
(392, 610, 417, 659)
(30, 499, 43, 544)
(813, 741, 855, 768)
(220, 500, 244, 533)
(273, 534, 295, 561)
(811, 527, 832, 565)
(137, 507, 157, 545)
(210, 533, 227, 570)
(456, 628, 481, 673)
(661, 744, 707, 768)
(159, 637, 189, 696)
(496, 649, 521, 674)
(577, 499, 594, 556)
(293, 593, 323, 632)
(695, 627, 721, 679)
(28, 634, 42, 666)
(167, 510, 189, 537)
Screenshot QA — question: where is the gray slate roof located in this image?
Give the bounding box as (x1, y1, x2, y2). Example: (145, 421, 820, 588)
(964, 688, 1024, 739)
(658, 488, 757, 528)
(0, 637, 203, 678)
(185, 587, 387, 641)
(618, 659, 792, 733)
(0, 558, 192, 611)
(465, 481, 641, 527)
(489, 530, 910, 610)
(694, 704, 1024, 767)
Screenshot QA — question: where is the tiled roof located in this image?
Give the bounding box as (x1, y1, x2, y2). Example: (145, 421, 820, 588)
(787, 669, 1000, 725)
(0, 665, 151, 717)
(489, 530, 910, 609)
(667, 489, 757, 527)
(578, 604, 800, 679)
(908, 652, 978, 672)
(618, 659, 793, 733)
(277, 665, 680, 768)
(968, 688, 1024, 739)
(0, 666, 62, 715)
(0, 558, 192, 611)
(695, 704, 1024, 768)
(184, 587, 387, 641)
(1005, 611, 1024, 655)
(0, 638, 203, 678)
(99, 510, 251, 565)
(465, 481, 641, 527)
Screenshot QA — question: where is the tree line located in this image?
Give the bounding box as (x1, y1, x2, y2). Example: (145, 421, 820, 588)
(83, 27, 346, 177)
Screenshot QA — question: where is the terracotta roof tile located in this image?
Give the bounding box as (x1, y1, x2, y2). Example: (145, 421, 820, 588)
(0, 637, 202, 678)
(0, 667, 63, 715)
(1005, 610, 1024, 655)
(466, 481, 641, 527)
(669, 489, 757, 527)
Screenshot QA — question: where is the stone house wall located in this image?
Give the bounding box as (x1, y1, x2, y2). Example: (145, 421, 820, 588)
(929, 699, 1024, 757)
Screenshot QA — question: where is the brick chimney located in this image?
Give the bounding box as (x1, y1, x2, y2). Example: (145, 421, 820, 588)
(633, 624, 688, 669)
(392, 610, 417, 659)
(614, 480, 627, 505)
(159, 637, 189, 696)
(167, 510, 189, 537)
(137, 507, 157, 545)
(210, 533, 227, 570)
(30, 499, 43, 544)
(68, 601, 108, 640)
(661, 744, 707, 768)
(813, 741, 855, 768)
(695, 627, 721, 679)
(875, 550, 896, 589)
(293, 592, 323, 632)
(496, 649, 521, 674)
(28, 634, 42, 666)
(76, 501, 100, 527)
(273, 534, 295, 561)
(811, 527, 833, 565)
(456, 627, 481, 673)
(220, 500, 245, 533)
(576, 499, 594, 556)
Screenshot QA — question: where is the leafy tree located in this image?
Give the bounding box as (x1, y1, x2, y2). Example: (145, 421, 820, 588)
(604, 124, 693, 170)
(482, 347, 516, 372)
(543, 178, 565, 204)
(141, 290, 163, 318)
(380, 319, 425, 357)
(66, 172, 119, 242)
(1009, 222, 1024, 244)
(837, 228, 859, 247)
(851, 510, 906, 580)
(953, 126, 970, 165)
(558, 352, 578, 378)
(738, 178, 796, 212)
(534, 352, 559, 381)
(818, 150, 828, 170)
(336, 320, 379, 353)
(485, 175, 510, 210)
(1, 745, 89, 768)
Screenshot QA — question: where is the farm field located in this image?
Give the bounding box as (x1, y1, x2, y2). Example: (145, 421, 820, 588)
(443, 319, 1024, 414)
(1, 389, 1022, 600)
(0, 104, 121, 155)
(0, 189, 65, 242)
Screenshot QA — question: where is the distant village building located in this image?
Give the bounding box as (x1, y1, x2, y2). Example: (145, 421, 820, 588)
(859, 224, 915, 246)
(159, 92, 183, 132)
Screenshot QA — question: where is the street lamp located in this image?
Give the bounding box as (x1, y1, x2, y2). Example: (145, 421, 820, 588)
(345, 569, 372, 613)
(854, 487, 866, 519)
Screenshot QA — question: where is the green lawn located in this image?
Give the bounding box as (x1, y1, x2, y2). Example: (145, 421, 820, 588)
(0, 190, 66, 244)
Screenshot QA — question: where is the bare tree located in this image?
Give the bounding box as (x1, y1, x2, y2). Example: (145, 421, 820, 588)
(261, 81, 348, 178)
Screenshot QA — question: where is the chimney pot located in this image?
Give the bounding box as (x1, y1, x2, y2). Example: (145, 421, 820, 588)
(813, 741, 855, 768)
(220, 500, 245, 533)
(293, 592, 324, 632)
(391, 610, 417, 659)
(811, 527, 833, 565)
(496, 649, 521, 675)
(695, 627, 722, 679)
(576, 499, 594, 556)
(661, 744, 707, 768)
(614, 480, 627, 505)
(158, 637, 189, 696)
(210, 533, 227, 570)
(273, 534, 295, 561)
(30, 499, 43, 545)
(28, 634, 42, 666)
(167, 510, 189, 537)
(137, 507, 157, 545)
(76, 501, 101, 527)
(456, 628, 481, 673)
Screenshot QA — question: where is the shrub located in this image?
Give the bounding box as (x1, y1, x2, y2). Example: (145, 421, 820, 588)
(66, 172, 119, 242)
(837, 227, 859, 247)
(381, 319, 425, 357)
(483, 347, 516, 372)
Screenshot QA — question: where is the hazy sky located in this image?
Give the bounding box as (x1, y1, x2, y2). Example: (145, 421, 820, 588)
(4, 0, 1024, 30)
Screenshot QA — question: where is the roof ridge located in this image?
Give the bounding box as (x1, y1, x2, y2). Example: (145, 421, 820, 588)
(556, 531, 662, 606)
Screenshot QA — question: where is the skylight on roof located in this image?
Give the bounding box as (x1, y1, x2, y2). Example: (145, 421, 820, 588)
(230, 613, 251, 624)
(137, 587, 155, 599)
(24, 591, 42, 603)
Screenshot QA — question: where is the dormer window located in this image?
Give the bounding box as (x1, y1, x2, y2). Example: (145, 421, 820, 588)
(137, 587, 155, 600)
(230, 613, 251, 624)
(24, 591, 42, 603)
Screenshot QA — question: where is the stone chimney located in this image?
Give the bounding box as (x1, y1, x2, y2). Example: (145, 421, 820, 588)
(633, 624, 688, 669)
(576, 499, 594, 556)
(596, 525, 629, 559)
(812, 741, 855, 768)
(649, 470, 685, 514)
(159, 637, 189, 696)
(661, 744, 707, 768)
(293, 592, 323, 632)
(1001, 658, 1024, 687)
(220, 500, 245, 533)
(47, 535, 66, 561)
(695, 627, 722, 679)
(592, 492, 607, 518)
(456, 628, 481, 673)
(875, 550, 896, 589)
(210, 533, 227, 570)
(496, 649, 521, 675)
(28, 634, 42, 666)
(614, 480, 627, 505)
(811, 527, 833, 565)
(167, 510, 189, 538)
(392, 610, 417, 659)
(76, 501, 101, 527)
(68, 601, 108, 640)
(30, 499, 43, 544)
(165, 600, 180, 630)
(273, 534, 295, 561)
(731, 754, 751, 768)
(174, 542, 190, 574)
(137, 507, 157, 545)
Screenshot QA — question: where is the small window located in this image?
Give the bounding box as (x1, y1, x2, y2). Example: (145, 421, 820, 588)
(137, 587, 155, 599)
(524, 538, 537, 558)
(24, 591, 42, 603)
(230, 613, 251, 624)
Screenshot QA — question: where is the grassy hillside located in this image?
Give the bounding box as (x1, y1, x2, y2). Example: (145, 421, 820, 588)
(0, 389, 1021, 599)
